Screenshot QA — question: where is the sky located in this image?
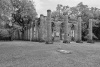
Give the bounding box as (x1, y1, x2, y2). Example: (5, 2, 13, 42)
(33, 0, 100, 17)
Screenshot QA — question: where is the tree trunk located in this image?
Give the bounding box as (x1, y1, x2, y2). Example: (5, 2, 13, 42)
(23, 27, 25, 40)
(60, 28, 63, 40)
(18, 30, 20, 40)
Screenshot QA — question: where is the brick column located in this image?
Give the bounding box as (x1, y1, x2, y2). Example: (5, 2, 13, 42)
(46, 10, 53, 44)
(25, 24, 28, 41)
(28, 24, 30, 41)
(24, 27, 26, 40)
(38, 24, 40, 42)
(44, 16, 47, 41)
(35, 20, 38, 41)
(76, 17, 83, 43)
(39, 14, 45, 42)
(63, 15, 70, 43)
(30, 22, 34, 41)
(68, 24, 71, 42)
(32, 22, 35, 41)
(87, 19, 94, 43)
(74, 23, 78, 42)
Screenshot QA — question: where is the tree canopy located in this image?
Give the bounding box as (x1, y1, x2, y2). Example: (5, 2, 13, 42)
(11, 0, 37, 27)
(0, 0, 37, 28)
(51, 2, 100, 40)
(0, 0, 37, 38)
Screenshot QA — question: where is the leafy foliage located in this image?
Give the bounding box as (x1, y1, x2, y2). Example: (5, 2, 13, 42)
(0, 0, 37, 39)
(52, 2, 100, 40)
(11, 0, 37, 26)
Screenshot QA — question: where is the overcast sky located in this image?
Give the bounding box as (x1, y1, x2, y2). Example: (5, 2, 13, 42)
(33, 0, 100, 17)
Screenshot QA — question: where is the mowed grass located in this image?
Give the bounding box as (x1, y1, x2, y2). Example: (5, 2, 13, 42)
(0, 41, 100, 67)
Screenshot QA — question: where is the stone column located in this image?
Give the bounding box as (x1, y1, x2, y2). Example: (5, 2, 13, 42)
(44, 16, 47, 41)
(26, 25, 28, 41)
(27, 25, 29, 41)
(39, 14, 45, 42)
(29, 24, 31, 41)
(74, 23, 78, 42)
(35, 20, 38, 41)
(38, 24, 40, 42)
(28, 24, 30, 41)
(87, 19, 94, 43)
(68, 24, 71, 42)
(30, 22, 33, 41)
(46, 10, 53, 44)
(76, 17, 83, 43)
(32, 22, 35, 41)
(63, 15, 70, 43)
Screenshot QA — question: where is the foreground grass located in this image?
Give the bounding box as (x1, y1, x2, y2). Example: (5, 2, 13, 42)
(0, 41, 100, 67)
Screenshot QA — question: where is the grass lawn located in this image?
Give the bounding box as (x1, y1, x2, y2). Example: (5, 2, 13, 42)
(0, 41, 100, 67)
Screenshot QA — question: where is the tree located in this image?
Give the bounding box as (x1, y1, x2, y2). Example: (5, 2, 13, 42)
(11, 0, 37, 26)
(0, 0, 37, 40)
(10, 0, 37, 40)
(0, 0, 14, 40)
(52, 2, 100, 40)
(0, 0, 13, 24)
